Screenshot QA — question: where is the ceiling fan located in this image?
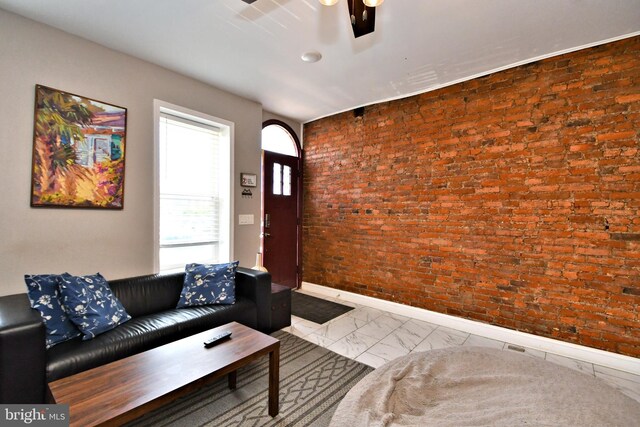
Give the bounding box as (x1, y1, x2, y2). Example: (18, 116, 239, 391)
(241, 0, 384, 38)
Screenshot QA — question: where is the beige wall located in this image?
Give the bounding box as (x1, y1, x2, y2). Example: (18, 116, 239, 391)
(0, 9, 300, 296)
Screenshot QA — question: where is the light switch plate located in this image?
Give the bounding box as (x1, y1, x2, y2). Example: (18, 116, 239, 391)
(238, 214, 254, 225)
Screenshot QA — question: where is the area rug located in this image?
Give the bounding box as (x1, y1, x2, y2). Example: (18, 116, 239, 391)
(330, 346, 640, 427)
(125, 330, 373, 427)
(291, 292, 354, 324)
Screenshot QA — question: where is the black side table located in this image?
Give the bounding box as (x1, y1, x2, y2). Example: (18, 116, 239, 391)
(270, 283, 292, 332)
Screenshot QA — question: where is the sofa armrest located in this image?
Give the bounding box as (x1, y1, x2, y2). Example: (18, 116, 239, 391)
(235, 267, 272, 332)
(0, 294, 47, 403)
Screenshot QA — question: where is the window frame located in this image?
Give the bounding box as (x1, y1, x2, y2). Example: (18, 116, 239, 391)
(153, 99, 235, 273)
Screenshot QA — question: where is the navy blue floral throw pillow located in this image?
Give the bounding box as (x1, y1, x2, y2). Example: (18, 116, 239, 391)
(58, 273, 131, 340)
(177, 261, 239, 308)
(24, 274, 82, 348)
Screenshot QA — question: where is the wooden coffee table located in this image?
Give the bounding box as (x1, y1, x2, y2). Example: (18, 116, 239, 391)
(49, 322, 280, 426)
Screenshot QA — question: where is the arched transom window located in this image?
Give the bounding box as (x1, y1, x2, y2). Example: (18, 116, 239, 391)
(262, 124, 299, 157)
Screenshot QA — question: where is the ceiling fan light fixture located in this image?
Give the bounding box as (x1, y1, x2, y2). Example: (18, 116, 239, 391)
(363, 0, 384, 6)
(319, 0, 340, 5)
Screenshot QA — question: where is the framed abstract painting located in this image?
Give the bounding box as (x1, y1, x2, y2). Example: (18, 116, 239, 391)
(31, 85, 127, 209)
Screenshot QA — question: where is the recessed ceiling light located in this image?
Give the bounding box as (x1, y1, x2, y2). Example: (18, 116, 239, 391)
(301, 51, 322, 63)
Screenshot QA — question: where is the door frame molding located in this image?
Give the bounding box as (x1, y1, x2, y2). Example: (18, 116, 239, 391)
(261, 119, 303, 288)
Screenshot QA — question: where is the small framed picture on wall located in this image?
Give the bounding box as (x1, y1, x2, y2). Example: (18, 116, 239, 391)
(241, 173, 257, 187)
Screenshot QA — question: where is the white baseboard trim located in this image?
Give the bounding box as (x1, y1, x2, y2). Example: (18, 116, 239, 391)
(301, 281, 640, 375)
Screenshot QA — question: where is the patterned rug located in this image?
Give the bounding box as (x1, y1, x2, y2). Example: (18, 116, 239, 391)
(291, 292, 354, 324)
(125, 330, 373, 427)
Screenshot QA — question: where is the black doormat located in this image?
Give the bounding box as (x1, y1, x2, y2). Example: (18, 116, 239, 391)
(291, 291, 355, 324)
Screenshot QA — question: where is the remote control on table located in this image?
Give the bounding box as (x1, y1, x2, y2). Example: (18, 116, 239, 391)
(204, 331, 232, 348)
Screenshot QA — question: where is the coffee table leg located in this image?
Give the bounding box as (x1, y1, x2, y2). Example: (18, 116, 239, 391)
(228, 370, 237, 390)
(268, 344, 280, 417)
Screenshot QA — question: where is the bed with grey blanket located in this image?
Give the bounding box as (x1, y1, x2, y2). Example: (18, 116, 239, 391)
(330, 346, 640, 427)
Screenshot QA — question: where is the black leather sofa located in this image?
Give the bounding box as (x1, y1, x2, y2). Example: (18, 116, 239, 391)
(0, 267, 272, 404)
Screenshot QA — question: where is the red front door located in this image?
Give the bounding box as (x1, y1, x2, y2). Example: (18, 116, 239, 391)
(263, 151, 299, 288)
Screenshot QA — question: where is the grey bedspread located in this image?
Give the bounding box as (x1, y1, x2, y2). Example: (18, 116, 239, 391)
(330, 346, 640, 427)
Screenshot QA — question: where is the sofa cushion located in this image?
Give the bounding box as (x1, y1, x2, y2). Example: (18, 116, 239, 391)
(46, 311, 182, 381)
(45, 297, 257, 382)
(58, 273, 131, 340)
(109, 273, 184, 318)
(169, 299, 256, 337)
(24, 274, 81, 348)
(177, 261, 239, 308)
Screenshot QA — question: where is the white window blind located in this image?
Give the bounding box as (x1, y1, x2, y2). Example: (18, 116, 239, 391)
(158, 111, 230, 271)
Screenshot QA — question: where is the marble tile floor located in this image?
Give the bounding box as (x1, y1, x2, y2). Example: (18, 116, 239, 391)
(282, 290, 640, 403)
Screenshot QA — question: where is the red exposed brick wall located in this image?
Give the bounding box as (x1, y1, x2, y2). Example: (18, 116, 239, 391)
(302, 37, 640, 357)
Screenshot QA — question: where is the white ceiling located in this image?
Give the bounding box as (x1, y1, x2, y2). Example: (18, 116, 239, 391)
(1, 0, 639, 123)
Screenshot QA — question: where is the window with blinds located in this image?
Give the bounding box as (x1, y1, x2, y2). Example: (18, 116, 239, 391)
(158, 109, 232, 271)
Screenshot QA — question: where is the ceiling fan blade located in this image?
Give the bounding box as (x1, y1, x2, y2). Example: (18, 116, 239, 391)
(348, 0, 376, 38)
